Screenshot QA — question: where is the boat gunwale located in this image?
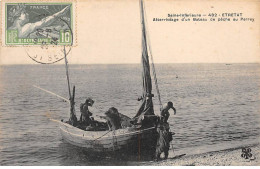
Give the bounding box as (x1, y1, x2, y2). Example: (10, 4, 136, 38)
(59, 121, 156, 140)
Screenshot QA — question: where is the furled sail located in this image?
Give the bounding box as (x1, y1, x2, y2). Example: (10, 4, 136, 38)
(134, 0, 154, 118)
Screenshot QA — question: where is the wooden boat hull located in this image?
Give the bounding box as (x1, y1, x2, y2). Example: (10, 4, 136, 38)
(59, 121, 157, 154)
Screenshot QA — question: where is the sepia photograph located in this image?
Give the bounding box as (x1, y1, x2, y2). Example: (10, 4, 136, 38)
(0, 0, 259, 166)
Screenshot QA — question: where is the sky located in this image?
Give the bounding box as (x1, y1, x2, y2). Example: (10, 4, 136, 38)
(0, 0, 259, 64)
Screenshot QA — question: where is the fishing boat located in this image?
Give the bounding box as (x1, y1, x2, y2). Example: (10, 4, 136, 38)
(36, 0, 172, 157)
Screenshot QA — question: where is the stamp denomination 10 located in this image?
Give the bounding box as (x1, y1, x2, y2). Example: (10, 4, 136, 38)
(5, 3, 73, 46)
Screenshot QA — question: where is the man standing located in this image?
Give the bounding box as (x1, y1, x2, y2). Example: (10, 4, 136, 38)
(155, 122, 171, 160)
(155, 101, 176, 161)
(79, 98, 94, 127)
(160, 101, 176, 123)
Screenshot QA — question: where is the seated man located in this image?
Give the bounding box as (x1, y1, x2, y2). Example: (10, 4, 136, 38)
(79, 98, 94, 127)
(119, 115, 132, 128)
(101, 107, 122, 130)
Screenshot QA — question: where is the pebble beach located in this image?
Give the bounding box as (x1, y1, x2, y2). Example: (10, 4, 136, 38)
(140, 144, 260, 166)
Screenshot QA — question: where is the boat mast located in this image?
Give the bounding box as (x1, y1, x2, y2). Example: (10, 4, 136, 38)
(64, 46, 76, 121)
(140, 0, 152, 97)
(64, 46, 71, 99)
(141, 0, 162, 110)
(60, 16, 76, 119)
(134, 0, 154, 117)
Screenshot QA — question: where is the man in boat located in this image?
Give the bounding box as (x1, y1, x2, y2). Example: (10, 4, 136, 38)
(154, 101, 176, 160)
(160, 101, 176, 123)
(79, 98, 94, 127)
(101, 107, 121, 130)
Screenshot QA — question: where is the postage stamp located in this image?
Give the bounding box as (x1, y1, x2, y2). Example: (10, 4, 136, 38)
(3, 2, 73, 46)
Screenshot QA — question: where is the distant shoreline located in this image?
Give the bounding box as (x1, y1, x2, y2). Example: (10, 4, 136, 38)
(1, 63, 259, 66)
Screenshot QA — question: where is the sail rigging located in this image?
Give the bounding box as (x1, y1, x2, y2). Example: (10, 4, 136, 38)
(142, 1, 162, 110)
(135, 0, 154, 117)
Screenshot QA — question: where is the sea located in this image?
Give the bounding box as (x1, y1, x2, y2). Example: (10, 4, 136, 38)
(0, 63, 259, 165)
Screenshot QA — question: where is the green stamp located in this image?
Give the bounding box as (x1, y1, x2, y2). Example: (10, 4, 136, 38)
(5, 3, 73, 45)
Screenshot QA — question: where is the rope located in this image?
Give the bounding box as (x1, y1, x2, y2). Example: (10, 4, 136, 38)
(142, 0, 163, 110)
(150, 52, 162, 110)
(93, 130, 112, 141)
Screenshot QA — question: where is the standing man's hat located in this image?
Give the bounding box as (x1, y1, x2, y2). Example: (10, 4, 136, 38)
(167, 101, 173, 108)
(85, 98, 94, 106)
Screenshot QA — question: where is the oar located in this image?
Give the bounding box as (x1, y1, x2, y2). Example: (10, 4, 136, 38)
(50, 118, 63, 124)
(33, 85, 105, 119)
(33, 85, 70, 103)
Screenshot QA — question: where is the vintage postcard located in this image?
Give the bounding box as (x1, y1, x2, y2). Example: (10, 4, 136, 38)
(0, 0, 259, 166)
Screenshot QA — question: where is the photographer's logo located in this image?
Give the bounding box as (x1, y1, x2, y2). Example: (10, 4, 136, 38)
(241, 148, 252, 159)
